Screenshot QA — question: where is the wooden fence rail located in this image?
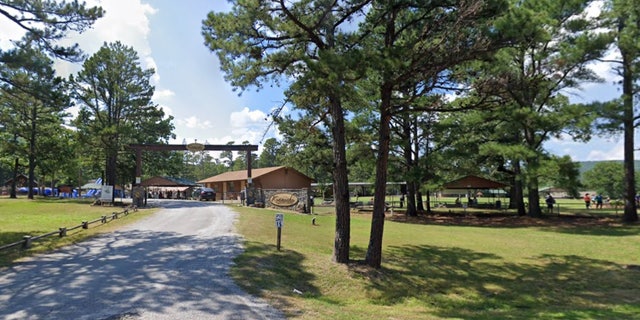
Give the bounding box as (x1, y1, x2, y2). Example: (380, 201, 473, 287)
(0, 205, 138, 252)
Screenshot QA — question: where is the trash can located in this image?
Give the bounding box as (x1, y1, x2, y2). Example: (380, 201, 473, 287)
(495, 200, 501, 209)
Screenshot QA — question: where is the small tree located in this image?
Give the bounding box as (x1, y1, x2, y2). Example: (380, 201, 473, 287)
(0, 43, 70, 199)
(470, 0, 609, 217)
(582, 161, 625, 199)
(72, 42, 174, 200)
(203, 0, 371, 264)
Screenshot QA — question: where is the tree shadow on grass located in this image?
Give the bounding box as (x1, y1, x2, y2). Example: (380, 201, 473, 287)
(230, 241, 320, 314)
(391, 213, 640, 237)
(350, 244, 640, 320)
(540, 224, 640, 237)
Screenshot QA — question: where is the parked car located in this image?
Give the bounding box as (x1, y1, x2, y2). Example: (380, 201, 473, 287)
(198, 187, 216, 201)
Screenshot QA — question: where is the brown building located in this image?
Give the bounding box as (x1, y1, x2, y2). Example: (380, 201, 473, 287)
(3, 173, 37, 188)
(198, 166, 312, 198)
(198, 166, 314, 212)
(140, 176, 198, 200)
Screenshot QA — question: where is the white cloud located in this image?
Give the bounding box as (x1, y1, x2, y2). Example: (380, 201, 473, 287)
(588, 50, 620, 84)
(586, 142, 624, 161)
(83, 0, 156, 53)
(228, 107, 272, 143)
(584, 1, 602, 19)
(180, 116, 213, 129)
(0, 11, 26, 49)
(153, 89, 175, 101)
(145, 56, 161, 83)
(230, 107, 268, 128)
(48, 0, 158, 78)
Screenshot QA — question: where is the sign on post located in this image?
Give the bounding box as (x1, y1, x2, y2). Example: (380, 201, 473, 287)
(275, 213, 284, 250)
(100, 185, 114, 204)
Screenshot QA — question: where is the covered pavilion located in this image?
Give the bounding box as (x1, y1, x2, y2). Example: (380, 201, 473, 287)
(442, 175, 508, 208)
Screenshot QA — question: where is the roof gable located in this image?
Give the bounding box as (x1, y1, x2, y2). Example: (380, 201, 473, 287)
(141, 176, 198, 187)
(198, 166, 311, 183)
(443, 175, 507, 189)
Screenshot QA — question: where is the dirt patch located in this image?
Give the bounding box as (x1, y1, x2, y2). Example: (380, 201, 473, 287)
(388, 212, 628, 228)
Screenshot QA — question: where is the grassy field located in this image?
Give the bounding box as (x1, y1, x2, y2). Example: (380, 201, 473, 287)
(231, 203, 640, 319)
(2, 196, 639, 319)
(317, 196, 630, 218)
(0, 197, 155, 267)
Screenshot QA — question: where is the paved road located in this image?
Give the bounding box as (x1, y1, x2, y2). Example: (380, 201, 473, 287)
(0, 200, 284, 320)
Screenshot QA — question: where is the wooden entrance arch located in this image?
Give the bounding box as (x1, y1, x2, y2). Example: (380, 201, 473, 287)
(129, 143, 258, 206)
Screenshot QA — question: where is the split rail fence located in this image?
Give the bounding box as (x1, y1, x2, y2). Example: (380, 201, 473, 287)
(0, 206, 138, 252)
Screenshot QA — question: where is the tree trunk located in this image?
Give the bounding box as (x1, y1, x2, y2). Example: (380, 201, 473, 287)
(403, 114, 417, 216)
(621, 52, 638, 222)
(406, 181, 417, 215)
(10, 158, 18, 199)
(524, 156, 541, 217)
(365, 87, 392, 269)
(329, 97, 351, 263)
(512, 161, 526, 216)
(28, 106, 37, 200)
(106, 153, 117, 202)
(416, 188, 425, 212)
(425, 190, 431, 214)
(414, 120, 425, 213)
(527, 178, 542, 218)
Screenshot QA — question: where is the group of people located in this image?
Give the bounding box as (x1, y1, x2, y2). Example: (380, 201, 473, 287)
(545, 192, 609, 213)
(582, 193, 608, 209)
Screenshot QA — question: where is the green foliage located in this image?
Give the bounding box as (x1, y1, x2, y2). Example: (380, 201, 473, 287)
(0, 0, 103, 62)
(72, 41, 175, 187)
(552, 155, 583, 197)
(275, 115, 333, 183)
(595, 0, 640, 221)
(234, 140, 258, 171)
(582, 161, 626, 198)
(0, 42, 72, 196)
(257, 137, 280, 168)
(466, 0, 610, 216)
(232, 205, 640, 319)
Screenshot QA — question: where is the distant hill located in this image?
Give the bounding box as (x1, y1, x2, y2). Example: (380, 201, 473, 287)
(577, 160, 640, 175)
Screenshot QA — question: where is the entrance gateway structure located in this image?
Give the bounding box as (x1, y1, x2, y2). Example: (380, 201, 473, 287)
(129, 142, 258, 207)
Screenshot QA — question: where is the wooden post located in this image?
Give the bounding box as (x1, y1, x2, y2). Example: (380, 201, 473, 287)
(275, 213, 284, 251)
(22, 235, 32, 249)
(246, 150, 252, 182)
(276, 227, 282, 251)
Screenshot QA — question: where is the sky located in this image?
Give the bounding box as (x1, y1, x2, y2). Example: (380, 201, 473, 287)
(0, 0, 633, 162)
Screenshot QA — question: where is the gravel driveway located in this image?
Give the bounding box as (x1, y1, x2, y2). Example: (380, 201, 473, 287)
(0, 200, 284, 320)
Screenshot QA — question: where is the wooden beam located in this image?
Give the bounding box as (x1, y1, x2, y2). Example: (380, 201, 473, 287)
(129, 144, 258, 151)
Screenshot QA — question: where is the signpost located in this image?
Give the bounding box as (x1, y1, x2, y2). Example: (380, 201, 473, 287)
(275, 213, 284, 250)
(100, 185, 114, 205)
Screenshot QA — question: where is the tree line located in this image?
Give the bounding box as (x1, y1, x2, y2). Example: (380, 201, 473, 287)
(202, 0, 640, 268)
(1, 1, 639, 270)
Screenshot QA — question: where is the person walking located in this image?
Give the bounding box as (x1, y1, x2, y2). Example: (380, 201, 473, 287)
(595, 194, 603, 209)
(583, 193, 591, 209)
(545, 193, 556, 214)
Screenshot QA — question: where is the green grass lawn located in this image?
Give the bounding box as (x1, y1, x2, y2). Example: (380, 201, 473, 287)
(230, 205, 640, 319)
(314, 196, 629, 218)
(0, 197, 155, 267)
(2, 196, 638, 319)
